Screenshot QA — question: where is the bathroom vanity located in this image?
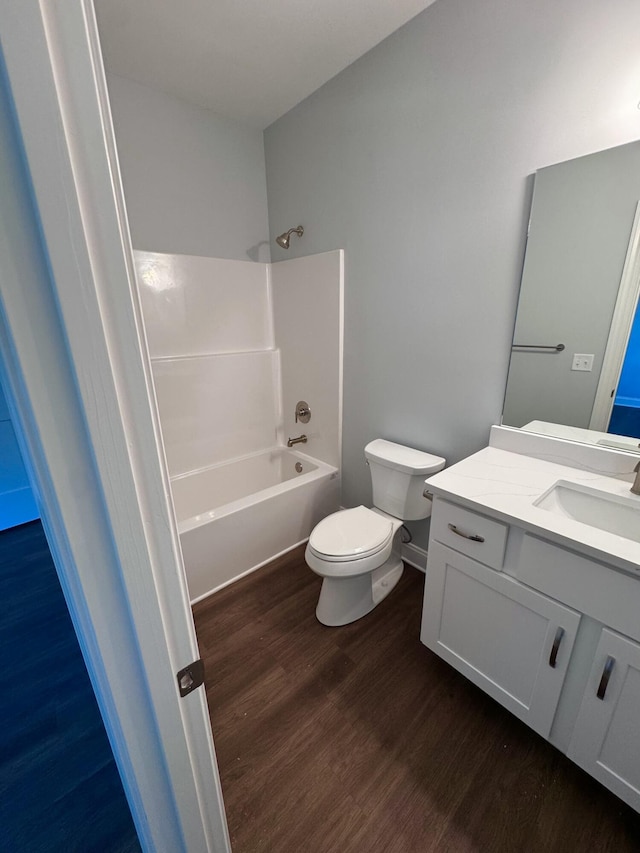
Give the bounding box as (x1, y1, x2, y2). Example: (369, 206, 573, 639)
(421, 426, 640, 812)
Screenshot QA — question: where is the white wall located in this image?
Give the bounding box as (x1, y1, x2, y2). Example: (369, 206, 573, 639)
(264, 0, 640, 548)
(107, 74, 271, 261)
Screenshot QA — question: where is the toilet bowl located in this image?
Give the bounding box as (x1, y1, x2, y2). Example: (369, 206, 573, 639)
(305, 439, 445, 626)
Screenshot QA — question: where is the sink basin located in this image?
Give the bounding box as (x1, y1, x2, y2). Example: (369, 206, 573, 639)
(534, 480, 640, 543)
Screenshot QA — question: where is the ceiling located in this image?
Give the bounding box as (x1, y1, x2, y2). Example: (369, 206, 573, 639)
(94, 0, 438, 129)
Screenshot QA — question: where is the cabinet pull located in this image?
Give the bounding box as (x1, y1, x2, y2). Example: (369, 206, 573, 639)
(548, 626, 565, 668)
(447, 523, 485, 543)
(596, 655, 615, 700)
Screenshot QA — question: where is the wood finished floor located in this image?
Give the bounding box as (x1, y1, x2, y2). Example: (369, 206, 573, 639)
(0, 521, 140, 853)
(194, 546, 640, 853)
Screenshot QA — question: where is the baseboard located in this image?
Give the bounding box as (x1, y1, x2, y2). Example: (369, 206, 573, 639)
(401, 542, 428, 572)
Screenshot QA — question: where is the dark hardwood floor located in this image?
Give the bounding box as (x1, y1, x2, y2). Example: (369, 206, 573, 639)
(194, 545, 640, 853)
(0, 521, 140, 852)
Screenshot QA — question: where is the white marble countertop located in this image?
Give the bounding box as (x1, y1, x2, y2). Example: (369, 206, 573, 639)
(425, 446, 640, 576)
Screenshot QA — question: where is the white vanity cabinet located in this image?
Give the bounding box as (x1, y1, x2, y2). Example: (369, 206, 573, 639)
(421, 495, 640, 812)
(421, 541, 580, 737)
(568, 628, 640, 808)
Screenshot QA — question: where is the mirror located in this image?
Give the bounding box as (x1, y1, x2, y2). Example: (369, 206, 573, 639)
(502, 139, 640, 451)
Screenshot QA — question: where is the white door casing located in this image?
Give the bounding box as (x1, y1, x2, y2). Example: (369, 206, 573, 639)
(0, 2, 230, 851)
(589, 202, 640, 432)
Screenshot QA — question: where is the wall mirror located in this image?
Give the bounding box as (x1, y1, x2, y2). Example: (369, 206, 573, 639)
(502, 139, 640, 451)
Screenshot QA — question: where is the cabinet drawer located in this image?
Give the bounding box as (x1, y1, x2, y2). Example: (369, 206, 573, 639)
(431, 498, 508, 569)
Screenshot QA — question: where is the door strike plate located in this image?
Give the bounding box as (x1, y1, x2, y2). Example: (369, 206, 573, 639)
(177, 659, 205, 697)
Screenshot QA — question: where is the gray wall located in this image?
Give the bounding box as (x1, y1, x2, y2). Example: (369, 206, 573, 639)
(264, 0, 640, 548)
(504, 141, 640, 430)
(107, 74, 271, 261)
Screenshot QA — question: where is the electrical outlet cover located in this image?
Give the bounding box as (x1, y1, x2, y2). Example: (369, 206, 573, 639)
(571, 353, 594, 372)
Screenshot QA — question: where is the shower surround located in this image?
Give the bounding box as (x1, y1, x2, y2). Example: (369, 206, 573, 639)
(135, 249, 343, 602)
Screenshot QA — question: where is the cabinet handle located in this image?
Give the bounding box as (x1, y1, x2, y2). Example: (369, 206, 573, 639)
(423, 489, 433, 501)
(596, 655, 615, 700)
(548, 626, 565, 668)
(447, 523, 485, 543)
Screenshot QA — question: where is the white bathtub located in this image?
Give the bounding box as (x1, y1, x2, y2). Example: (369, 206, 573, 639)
(173, 447, 340, 603)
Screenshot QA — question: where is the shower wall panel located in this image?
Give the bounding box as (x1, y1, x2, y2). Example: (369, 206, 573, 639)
(136, 251, 272, 356)
(152, 351, 280, 476)
(134, 249, 343, 479)
(272, 250, 343, 469)
(135, 251, 279, 476)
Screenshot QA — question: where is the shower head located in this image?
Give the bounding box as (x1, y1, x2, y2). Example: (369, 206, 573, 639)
(275, 225, 304, 249)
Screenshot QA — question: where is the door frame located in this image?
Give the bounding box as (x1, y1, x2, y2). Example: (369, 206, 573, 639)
(590, 201, 640, 432)
(0, 2, 230, 851)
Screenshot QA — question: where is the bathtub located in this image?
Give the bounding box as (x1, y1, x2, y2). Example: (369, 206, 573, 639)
(173, 447, 340, 603)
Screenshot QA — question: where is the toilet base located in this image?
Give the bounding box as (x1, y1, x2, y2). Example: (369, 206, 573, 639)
(315, 557, 404, 627)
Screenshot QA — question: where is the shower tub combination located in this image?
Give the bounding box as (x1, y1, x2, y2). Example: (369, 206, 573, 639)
(135, 248, 343, 604)
(174, 447, 339, 602)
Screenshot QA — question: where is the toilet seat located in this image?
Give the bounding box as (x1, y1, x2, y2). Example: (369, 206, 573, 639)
(307, 506, 394, 562)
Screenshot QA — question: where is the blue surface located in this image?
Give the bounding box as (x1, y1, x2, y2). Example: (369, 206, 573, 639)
(0, 521, 141, 852)
(615, 301, 640, 409)
(0, 383, 39, 530)
(608, 404, 640, 439)
(0, 485, 38, 530)
(609, 300, 640, 439)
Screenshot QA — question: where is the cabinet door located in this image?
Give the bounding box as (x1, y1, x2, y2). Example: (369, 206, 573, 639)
(421, 542, 581, 737)
(568, 628, 640, 811)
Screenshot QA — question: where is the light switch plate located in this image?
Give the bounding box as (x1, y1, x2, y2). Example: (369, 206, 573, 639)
(571, 353, 594, 372)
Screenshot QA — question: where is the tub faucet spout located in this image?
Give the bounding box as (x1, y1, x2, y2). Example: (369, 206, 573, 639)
(287, 434, 307, 448)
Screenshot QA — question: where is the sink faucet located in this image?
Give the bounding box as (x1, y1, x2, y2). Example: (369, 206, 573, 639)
(287, 434, 307, 448)
(631, 461, 640, 495)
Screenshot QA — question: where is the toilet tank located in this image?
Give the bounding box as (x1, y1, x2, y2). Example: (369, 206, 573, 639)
(364, 439, 445, 521)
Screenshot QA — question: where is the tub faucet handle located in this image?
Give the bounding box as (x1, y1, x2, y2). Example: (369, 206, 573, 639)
(295, 400, 311, 424)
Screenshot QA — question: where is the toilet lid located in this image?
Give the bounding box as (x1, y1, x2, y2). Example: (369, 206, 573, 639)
(308, 506, 393, 560)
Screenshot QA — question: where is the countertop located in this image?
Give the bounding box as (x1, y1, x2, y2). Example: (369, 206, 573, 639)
(425, 446, 640, 575)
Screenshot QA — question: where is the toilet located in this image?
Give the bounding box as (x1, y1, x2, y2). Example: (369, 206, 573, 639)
(305, 439, 445, 626)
